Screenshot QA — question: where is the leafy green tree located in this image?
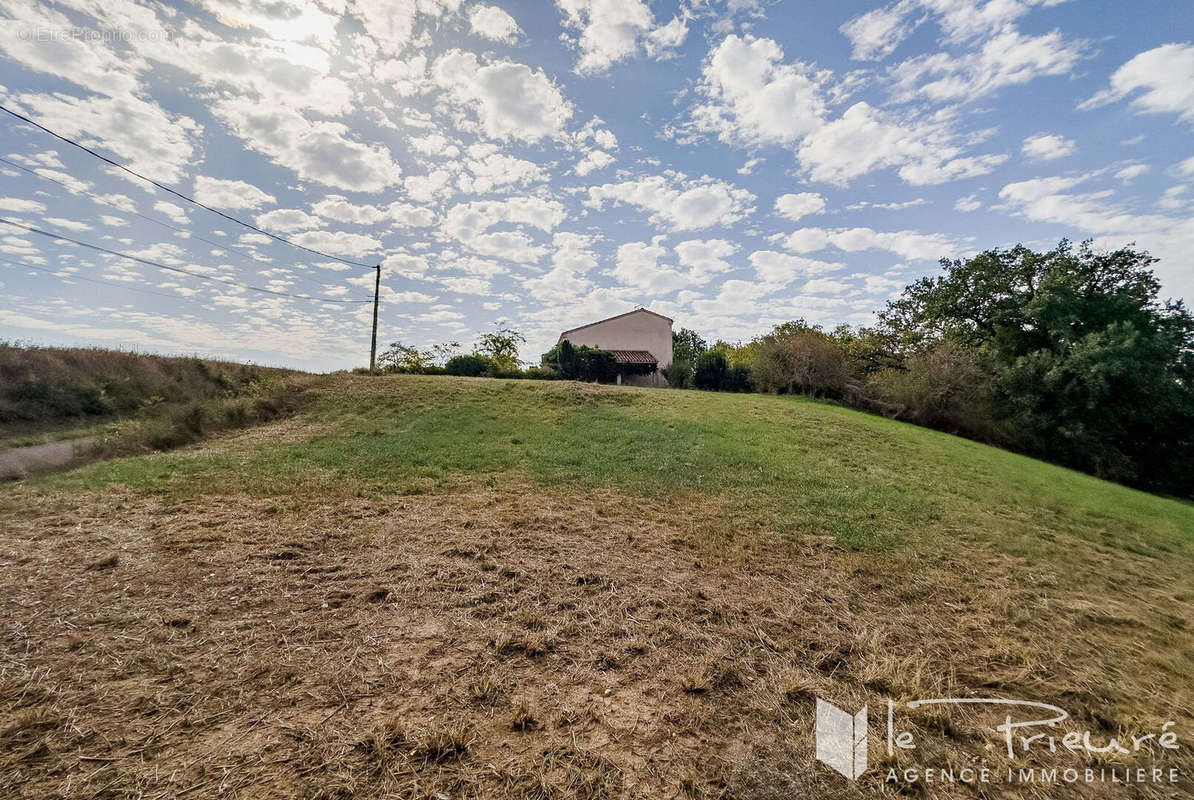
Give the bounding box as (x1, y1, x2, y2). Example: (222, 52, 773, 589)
(377, 341, 432, 373)
(883, 241, 1194, 492)
(673, 328, 708, 363)
(476, 325, 526, 373)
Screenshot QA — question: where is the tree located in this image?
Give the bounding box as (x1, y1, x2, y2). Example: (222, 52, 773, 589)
(751, 322, 849, 398)
(668, 328, 707, 388)
(377, 341, 432, 373)
(476, 325, 526, 373)
(673, 328, 708, 364)
(882, 241, 1194, 492)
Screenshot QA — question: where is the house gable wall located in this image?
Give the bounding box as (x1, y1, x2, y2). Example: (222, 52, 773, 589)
(560, 311, 673, 369)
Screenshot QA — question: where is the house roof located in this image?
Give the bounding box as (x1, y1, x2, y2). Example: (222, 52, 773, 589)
(558, 307, 673, 339)
(609, 350, 657, 365)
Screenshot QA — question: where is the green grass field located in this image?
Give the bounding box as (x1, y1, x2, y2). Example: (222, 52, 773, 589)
(4, 374, 1192, 799)
(42, 374, 1194, 554)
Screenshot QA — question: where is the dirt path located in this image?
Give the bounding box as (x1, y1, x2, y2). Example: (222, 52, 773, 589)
(0, 437, 96, 480)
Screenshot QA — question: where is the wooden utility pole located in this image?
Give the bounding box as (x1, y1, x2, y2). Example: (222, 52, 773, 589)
(369, 263, 381, 371)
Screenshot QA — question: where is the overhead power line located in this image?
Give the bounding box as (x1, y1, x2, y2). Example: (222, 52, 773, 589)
(0, 155, 359, 294)
(0, 104, 378, 270)
(0, 255, 192, 301)
(0, 217, 372, 304)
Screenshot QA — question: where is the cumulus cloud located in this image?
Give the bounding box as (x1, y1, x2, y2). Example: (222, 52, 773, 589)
(350, 0, 463, 56)
(211, 99, 403, 192)
(774, 192, 827, 221)
(688, 35, 828, 148)
(890, 28, 1084, 104)
(574, 150, 615, 176)
(432, 50, 573, 142)
(194, 177, 276, 210)
(840, 0, 921, 61)
(797, 102, 1007, 186)
(585, 174, 756, 231)
(556, 0, 687, 74)
(10, 92, 200, 184)
(442, 196, 567, 262)
(749, 250, 844, 284)
(611, 240, 688, 293)
(469, 4, 521, 43)
(1021, 133, 1076, 161)
(1080, 43, 1194, 124)
(783, 226, 961, 261)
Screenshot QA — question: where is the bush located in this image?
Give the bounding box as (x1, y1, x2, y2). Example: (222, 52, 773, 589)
(663, 359, 692, 389)
(868, 342, 1004, 442)
(752, 328, 848, 398)
(445, 354, 490, 377)
(541, 341, 620, 382)
(693, 351, 728, 390)
(0, 342, 290, 425)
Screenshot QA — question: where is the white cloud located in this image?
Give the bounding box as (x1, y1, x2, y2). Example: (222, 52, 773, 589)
(469, 4, 521, 43)
(674, 239, 737, 281)
(689, 35, 828, 148)
(890, 28, 1084, 104)
(291, 230, 382, 259)
(256, 209, 323, 233)
(575, 150, 615, 176)
(0, 197, 46, 213)
(797, 102, 1007, 186)
(1021, 133, 1076, 161)
(432, 50, 573, 142)
(194, 177, 276, 210)
(1175, 156, 1194, 178)
(749, 250, 843, 284)
(443, 196, 567, 262)
(309, 197, 436, 230)
(840, 0, 921, 61)
(10, 92, 200, 184)
(1114, 164, 1150, 183)
(43, 217, 92, 232)
(783, 226, 961, 261)
(611, 240, 688, 293)
(350, 0, 463, 56)
(1080, 43, 1194, 124)
(556, 0, 687, 74)
(954, 194, 981, 212)
(774, 192, 827, 221)
(153, 201, 189, 225)
(997, 173, 1194, 299)
(585, 174, 755, 231)
(211, 99, 403, 192)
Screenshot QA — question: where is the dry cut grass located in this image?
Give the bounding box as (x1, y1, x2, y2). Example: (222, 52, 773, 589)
(1, 478, 1191, 799)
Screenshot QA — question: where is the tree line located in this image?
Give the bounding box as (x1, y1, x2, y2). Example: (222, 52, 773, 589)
(668, 241, 1193, 498)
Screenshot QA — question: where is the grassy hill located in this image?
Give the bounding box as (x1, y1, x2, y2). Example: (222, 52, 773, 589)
(2, 374, 1192, 798)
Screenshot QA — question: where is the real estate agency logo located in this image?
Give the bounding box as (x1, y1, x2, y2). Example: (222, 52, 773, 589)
(814, 696, 1184, 787)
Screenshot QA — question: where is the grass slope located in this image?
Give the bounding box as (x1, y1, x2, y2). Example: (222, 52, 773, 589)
(48, 374, 1193, 554)
(2, 374, 1192, 799)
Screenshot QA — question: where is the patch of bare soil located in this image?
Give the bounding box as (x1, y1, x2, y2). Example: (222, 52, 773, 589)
(0, 486, 1190, 799)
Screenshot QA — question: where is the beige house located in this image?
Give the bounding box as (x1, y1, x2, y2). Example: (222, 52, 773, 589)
(557, 308, 673, 387)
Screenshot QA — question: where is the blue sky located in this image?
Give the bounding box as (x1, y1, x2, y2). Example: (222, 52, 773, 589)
(0, 0, 1192, 371)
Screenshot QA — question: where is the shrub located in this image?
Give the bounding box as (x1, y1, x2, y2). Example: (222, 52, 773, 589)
(752, 328, 849, 398)
(693, 351, 728, 390)
(867, 341, 1003, 442)
(663, 359, 692, 389)
(445, 355, 489, 376)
